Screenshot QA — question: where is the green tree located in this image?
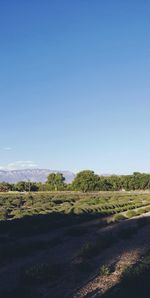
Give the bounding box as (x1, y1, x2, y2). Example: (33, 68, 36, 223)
(14, 181, 26, 192)
(71, 170, 100, 192)
(0, 182, 13, 192)
(98, 177, 113, 191)
(14, 181, 38, 192)
(46, 173, 66, 191)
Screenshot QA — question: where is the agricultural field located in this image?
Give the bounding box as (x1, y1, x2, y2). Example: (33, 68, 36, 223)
(0, 191, 150, 298)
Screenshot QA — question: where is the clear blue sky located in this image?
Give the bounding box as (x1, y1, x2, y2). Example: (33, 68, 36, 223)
(0, 0, 150, 174)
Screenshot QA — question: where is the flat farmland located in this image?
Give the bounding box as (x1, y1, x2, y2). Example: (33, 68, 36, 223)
(0, 191, 150, 298)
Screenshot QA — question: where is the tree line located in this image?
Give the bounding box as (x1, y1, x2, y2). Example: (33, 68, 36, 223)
(1, 171, 150, 192)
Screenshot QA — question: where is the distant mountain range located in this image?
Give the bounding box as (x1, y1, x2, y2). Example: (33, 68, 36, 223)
(0, 169, 75, 184)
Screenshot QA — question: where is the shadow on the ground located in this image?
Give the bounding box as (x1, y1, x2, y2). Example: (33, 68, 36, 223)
(0, 210, 101, 238)
(0, 211, 150, 298)
(100, 260, 150, 298)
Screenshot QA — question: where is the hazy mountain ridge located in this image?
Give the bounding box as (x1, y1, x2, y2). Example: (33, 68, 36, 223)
(0, 169, 75, 184)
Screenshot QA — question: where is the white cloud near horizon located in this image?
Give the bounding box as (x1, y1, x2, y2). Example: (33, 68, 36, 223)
(0, 147, 12, 151)
(4, 147, 12, 151)
(0, 161, 38, 170)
